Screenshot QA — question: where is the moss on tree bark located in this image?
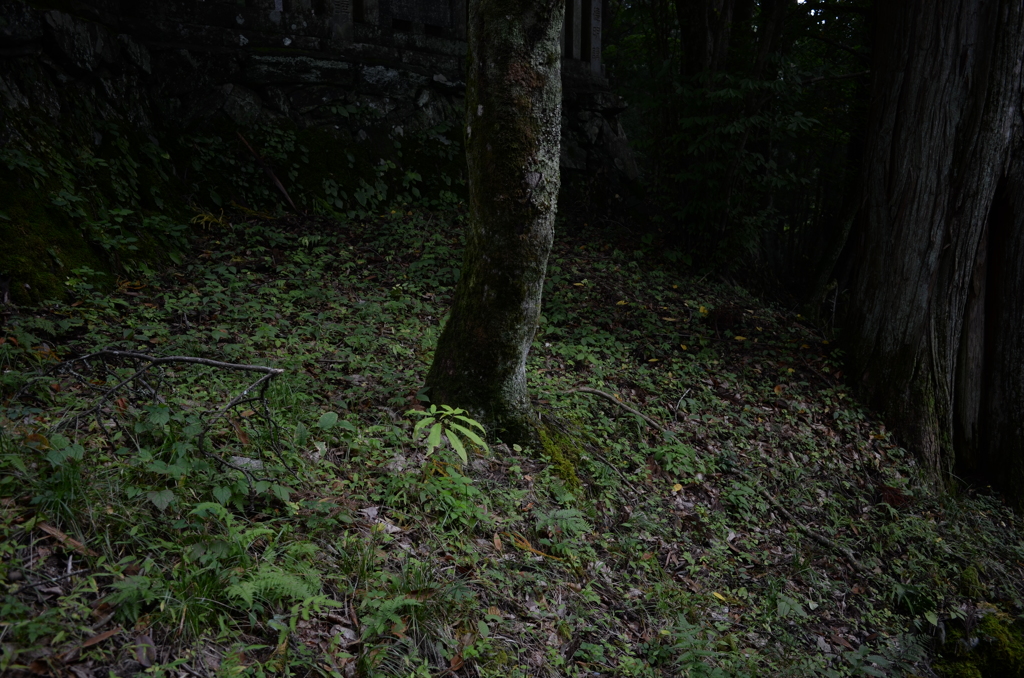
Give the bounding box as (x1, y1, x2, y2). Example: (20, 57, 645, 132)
(424, 0, 564, 444)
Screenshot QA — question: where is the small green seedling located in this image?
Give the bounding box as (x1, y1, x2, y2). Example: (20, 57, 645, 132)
(408, 405, 488, 464)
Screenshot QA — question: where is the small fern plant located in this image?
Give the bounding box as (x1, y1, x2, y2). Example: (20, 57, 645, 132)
(408, 404, 487, 464)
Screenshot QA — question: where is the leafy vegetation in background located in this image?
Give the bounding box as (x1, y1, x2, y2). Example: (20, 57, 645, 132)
(2, 203, 1023, 677)
(0, 110, 191, 302)
(604, 0, 870, 279)
(0, 72, 464, 306)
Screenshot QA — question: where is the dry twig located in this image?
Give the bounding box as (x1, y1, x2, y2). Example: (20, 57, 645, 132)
(569, 385, 867, 574)
(53, 350, 286, 489)
(570, 386, 673, 436)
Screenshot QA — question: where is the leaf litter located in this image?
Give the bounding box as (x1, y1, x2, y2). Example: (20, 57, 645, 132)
(1, 208, 1023, 676)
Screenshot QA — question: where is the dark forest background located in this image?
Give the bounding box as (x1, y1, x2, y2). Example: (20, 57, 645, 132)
(605, 0, 870, 289)
(5, 1, 1024, 675)
(604, 0, 1024, 505)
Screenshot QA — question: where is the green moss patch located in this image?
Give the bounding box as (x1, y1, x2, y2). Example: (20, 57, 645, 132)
(0, 180, 107, 303)
(935, 609, 1024, 678)
(537, 419, 585, 491)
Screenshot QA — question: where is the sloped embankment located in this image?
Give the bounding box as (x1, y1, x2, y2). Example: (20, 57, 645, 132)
(1, 210, 1023, 677)
(0, 1, 465, 304)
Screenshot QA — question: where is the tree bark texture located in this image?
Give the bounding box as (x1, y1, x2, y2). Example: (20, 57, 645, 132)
(675, 0, 787, 78)
(963, 123, 1024, 500)
(845, 0, 1024, 486)
(425, 0, 564, 443)
(676, 0, 738, 76)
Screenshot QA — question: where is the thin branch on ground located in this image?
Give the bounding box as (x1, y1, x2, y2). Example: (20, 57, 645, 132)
(734, 470, 867, 573)
(590, 448, 642, 496)
(236, 132, 299, 212)
(13, 568, 90, 593)
(77, 350, 285, 375)
(570, 386, 675, 436)
(197, 370, 285, 484)
(803, 70, 871, 85)
(49, 350, 286, 489)
(570, 385, 867, 574)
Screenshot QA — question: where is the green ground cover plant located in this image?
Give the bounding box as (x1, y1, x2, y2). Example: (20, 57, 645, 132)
(0, 73, 463, 307)
(2, 205, 1023, 677)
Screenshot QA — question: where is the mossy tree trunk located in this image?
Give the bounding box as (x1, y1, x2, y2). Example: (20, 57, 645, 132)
(424, 0, 564, 444)
(843, 0, 1024, 491)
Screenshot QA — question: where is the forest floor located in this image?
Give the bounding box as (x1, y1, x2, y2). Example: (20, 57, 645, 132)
(2, 207, 1024, 678)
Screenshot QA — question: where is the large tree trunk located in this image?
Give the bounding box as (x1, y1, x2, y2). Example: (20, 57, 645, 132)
(676, 0, 739, 76)
(674, 0, 780, 78)
(424, 0, 564, 444)
(964, 124, 1024, 501)
(844, 0, 1024, 487)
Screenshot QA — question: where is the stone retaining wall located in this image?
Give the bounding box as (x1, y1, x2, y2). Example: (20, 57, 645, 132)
(1, 0, 634, 190)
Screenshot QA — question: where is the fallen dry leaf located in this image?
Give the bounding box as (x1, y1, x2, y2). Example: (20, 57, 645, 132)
(228, 417, 250, 446)
(36, 522, 98, 557)
(82, 626, 121, 648)
(830, 633, 855, 650)
(135, 633, 156, 667)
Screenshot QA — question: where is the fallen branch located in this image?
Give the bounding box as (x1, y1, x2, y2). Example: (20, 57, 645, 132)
(542, 405, 644, 494)
(55, 350, 286, 489)
(80, 350, 285, 375)
(569, 385, 867, 574)
(196, 369, 288, 483)
(237, 132, 299, 212)
(803, 70, 871, 86)
(735, 470, 868, 573)
(570, 387, 674, 436)
(12, 567, 90, 593)
(774, 501, 868, 573)
(74, 350, 281, 419)
(588, 449, 642, 495)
